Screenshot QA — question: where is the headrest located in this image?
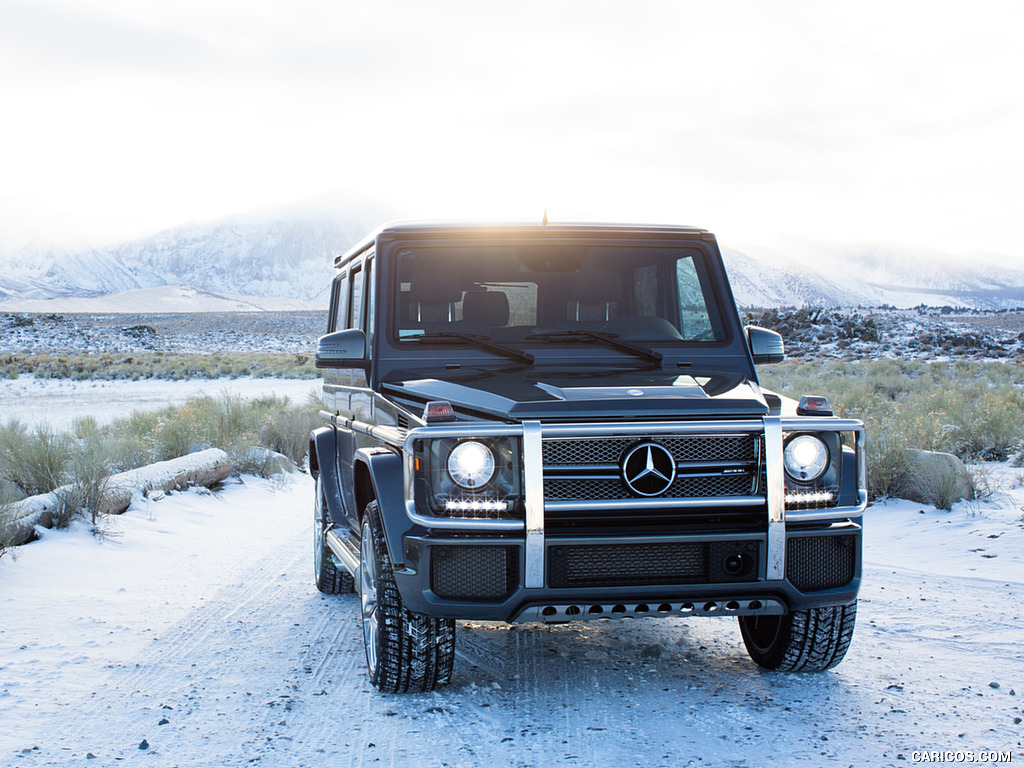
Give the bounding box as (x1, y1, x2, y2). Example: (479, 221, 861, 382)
(462, 290, 510, 326)
(410, 268, 464, 304)
(572, 271, 624, 303)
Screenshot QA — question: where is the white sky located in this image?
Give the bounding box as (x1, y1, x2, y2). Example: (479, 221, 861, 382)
(1, 0, 1023, 256)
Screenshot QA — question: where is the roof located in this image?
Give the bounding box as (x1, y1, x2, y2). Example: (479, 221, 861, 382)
(335, 220, 714, 267)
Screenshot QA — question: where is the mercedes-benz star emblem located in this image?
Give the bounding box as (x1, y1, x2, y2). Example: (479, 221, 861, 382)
(621, 442, 676, 497)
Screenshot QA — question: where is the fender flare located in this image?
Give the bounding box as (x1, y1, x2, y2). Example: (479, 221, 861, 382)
(354, 448, 408, 568)
(309, 427, 345, 524)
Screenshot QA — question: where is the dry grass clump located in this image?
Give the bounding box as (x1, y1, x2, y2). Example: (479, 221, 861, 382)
(760, 359, 1024, 503)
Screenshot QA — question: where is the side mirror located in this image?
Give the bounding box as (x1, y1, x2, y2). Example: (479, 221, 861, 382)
(315, 329, 367, 368)
(746, 325, 785, 365)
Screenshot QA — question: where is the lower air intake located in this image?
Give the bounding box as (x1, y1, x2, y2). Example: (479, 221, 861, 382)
(786, 535, 856, 591)
(548, 542, 709, 589)
(430, 545, 518, 601)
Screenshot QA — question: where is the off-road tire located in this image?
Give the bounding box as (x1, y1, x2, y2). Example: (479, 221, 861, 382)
(313, 475, 355, 594)
(739, 601, 857, 672)
(360, 499, 455, 693)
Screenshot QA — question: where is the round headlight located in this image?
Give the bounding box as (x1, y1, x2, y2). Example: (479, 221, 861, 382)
(784, 435, 829, 482)
(447, 441, 496, 489)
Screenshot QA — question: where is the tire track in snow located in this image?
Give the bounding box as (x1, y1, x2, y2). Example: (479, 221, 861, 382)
(9, 494, 1024, 767)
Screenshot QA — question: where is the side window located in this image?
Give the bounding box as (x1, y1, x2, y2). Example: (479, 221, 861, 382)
(349, 264, 364, 330)
(364, 255, 376, 348)
(329, 272, 350, 332)
(676, 256, 717, 341)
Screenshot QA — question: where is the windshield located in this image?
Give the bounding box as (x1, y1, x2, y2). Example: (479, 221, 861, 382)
(392, 242, 727, 348)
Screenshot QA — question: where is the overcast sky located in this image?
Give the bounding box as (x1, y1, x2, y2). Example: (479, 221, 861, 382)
(1, 0, 1022, 256)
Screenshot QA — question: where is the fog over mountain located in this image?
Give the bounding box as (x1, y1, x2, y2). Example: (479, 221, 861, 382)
(2, 210, 1023, 311)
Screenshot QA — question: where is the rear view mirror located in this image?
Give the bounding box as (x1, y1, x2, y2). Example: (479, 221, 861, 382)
(315, 329, 367, 368)
(746, 326, 785, 365)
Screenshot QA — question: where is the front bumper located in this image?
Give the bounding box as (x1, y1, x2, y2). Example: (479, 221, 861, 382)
(393, 522, 862, 621)
(389, 416, 866, 622)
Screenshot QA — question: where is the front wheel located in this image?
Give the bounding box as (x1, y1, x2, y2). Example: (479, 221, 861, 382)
(739, 602, 857, 672)
(360, 499, 455, 693)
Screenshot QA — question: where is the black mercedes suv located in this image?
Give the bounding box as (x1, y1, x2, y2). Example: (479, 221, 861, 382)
(309, 222, 866, 692)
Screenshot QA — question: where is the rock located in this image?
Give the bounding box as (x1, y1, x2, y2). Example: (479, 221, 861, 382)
(241, 447, 295, 478)
(899, 449, 975, 510)
(139, 739, 150, 750)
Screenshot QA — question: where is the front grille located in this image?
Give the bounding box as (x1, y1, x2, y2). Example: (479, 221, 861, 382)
(786, 535, 856, 591)
(543, 434, 760, 466)
(545, 474, 756, 501)
(547, 542, 709, 588)
(430, 546, 518, 601)
(542, 433, 765, 534)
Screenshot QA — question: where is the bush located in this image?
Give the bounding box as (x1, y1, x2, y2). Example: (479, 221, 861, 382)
(0, 489, 18, 560)
(0, 422, 71, 496)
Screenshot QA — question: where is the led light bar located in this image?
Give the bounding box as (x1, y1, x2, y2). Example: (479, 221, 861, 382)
(444, 499, 510, 513)
(785, 490, 836, 505)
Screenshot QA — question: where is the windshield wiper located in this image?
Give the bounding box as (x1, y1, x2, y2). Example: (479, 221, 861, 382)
(524, 330, 663, 364)
(410, 332, 535, 364)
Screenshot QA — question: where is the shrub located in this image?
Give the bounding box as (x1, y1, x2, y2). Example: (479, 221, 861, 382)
(0, 422, 71, 496)
(0, 488, 18, 560)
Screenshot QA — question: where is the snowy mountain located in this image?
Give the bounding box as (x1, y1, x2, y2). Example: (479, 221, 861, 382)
(2, 211, 1024, 310)
(0, 206, 374, 307)
(111, 217, 367, 302)
(722, 243, 1024, 310)
(0, 283, 323, 314)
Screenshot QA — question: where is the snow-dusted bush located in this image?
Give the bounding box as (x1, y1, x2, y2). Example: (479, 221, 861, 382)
(898, 450, 975, 511)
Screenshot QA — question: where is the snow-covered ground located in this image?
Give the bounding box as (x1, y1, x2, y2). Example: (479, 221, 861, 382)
(0, 377, 320, 431)
(2, 471, 1022, 767)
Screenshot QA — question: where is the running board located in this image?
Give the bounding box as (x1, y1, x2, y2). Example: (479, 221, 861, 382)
(513, 597, 786, 624)
(325, 528, 360, 581)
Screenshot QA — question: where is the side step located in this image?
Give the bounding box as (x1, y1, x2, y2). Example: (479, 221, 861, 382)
(514, 597, 786, 624)
(325, 528, 360, 581)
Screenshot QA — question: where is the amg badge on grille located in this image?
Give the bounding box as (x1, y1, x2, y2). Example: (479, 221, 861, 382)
(621, 442, 677, 496)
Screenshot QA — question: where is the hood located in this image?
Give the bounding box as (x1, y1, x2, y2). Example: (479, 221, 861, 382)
(382, 367, 769, 421)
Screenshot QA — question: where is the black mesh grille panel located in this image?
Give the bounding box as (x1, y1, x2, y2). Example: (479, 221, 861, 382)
(545, 474, 756, 501)
(543, 434, 760, 466)
(786, 535, 856, 591)
(547, 542, 709, 588)
(430, 546, 518, 601)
